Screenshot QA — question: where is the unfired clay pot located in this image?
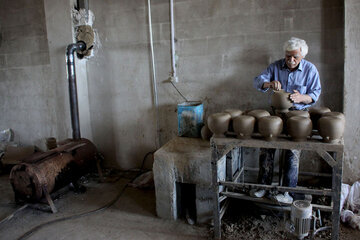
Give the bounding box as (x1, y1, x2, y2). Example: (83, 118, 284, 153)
(258, 116, 283, 141)
(201, 124, 213, 140)
(318, 116, 345, 143)
(224, 109, 243, 119)
(207, 113, 231, 138)
(271, 90, 292, 113)
(309, 107, 331, 130)
(287, 116, 312, 142)
(224, 109, 243, 132)
(233, 115, 255, 139)
(286, 110, 310, 119)
(322, 112, 345, 123)
(247, 109, 270, 132)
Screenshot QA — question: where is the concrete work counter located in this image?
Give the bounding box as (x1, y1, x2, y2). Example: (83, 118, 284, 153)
(153, 137, 226, 223)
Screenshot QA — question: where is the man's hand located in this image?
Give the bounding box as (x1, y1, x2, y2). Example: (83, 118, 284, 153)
(263, 81, 281, 91)
(290, 90, 313, 104)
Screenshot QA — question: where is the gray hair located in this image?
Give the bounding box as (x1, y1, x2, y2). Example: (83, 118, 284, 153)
(283, 37, 308, 58)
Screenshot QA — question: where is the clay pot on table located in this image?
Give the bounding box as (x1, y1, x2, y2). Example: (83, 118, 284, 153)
(318, 116, 345, 143)
(233, 115, 255, 139)
(224, 109, 243, 132)
(258, 116, 283, 141)
(200, 124, 213, 140)
(286, 110, 310, 119)
(207, 113, 231, 138)
(309, 107, 331, 130)
(287, 116, 312, 142)
(271, 90, 293, 113)
(321, 112, 345, 123)
(247, 109, 270, 132)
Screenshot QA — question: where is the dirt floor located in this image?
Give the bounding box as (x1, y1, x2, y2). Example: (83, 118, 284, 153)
(0, 170, 360, 240)
(220, 199, 360, 240)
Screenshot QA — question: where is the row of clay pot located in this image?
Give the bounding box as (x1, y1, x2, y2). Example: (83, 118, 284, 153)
(202, 107, 345, 143)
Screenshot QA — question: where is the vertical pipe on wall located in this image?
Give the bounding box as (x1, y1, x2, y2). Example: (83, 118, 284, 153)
(66, 41, 86, 140)
(170, 0, 178, 82)
(147, 0, 160, 149)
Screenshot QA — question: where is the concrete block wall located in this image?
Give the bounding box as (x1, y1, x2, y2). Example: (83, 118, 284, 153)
(344, 0, 360, 183)
(0, 0, 55, 148)
(87, 0, 344, 170)
(0, 0, 351, 180)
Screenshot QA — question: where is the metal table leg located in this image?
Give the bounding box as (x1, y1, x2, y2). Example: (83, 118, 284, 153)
(211, 141, 221, 239)
(331, 151, 342, 240)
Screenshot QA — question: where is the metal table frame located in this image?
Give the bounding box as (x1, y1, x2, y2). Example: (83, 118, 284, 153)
(210, 136, 343, 240)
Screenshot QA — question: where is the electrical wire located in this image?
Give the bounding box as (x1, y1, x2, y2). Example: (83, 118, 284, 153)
(16, 173, 139, 240)
(15, 149, 156, 240)
(170, 81, 188, 102)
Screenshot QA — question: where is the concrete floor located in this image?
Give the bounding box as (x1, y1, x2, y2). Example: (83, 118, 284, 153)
(0, 173, 209, 240)
(1, 172, 360, 240)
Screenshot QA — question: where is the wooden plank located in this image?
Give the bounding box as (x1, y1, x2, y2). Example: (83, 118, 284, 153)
(219, 181, 332, 196)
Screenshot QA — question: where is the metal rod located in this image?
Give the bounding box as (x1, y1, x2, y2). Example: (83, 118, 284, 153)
(169, 0, 178, 82)
(219, 181, 333, 196)
(66, 41, 86, 140)
(245, 167, 332, 178)
(147, 0, 160, 149)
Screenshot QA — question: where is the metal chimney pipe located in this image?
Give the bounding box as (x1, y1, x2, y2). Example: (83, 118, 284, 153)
(66, 41, 86, 140)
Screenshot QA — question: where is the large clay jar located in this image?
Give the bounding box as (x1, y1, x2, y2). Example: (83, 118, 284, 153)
(287, 116, 312, 142)
(207, 113, 231, 138)
(318, 116, 345, 143)
(309, 107, 331, 130)
(271, 90, 293, 113)
(201, 124, 213, 140)
(286, 110, 310, 119)
(247, 109, 270, 132)
(258, 116, 283, 141)
(233, 115, 255, 139)
(322, 112, 345, 123)
(224, 109, 243, 132)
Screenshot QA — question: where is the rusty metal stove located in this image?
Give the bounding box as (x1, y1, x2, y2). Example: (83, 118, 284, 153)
(9, 41, 99, 213)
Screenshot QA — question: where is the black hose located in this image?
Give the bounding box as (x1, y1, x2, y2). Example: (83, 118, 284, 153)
(17, 174, 137, 240)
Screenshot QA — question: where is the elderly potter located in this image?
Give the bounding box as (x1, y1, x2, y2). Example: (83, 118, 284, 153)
(252, 37, 321, 203)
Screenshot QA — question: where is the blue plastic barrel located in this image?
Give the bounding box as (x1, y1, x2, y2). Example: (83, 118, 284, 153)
(177, 101, 204, 137)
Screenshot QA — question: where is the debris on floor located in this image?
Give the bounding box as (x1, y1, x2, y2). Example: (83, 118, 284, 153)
(341, 181, 360, 230)
(128, 170, 154, 189)
(217, 199, 360, 240)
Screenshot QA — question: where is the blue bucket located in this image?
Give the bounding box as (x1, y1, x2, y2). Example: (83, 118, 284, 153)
(177, 101, 204, 138)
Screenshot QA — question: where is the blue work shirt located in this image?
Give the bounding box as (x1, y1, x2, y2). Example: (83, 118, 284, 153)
(253, 59, 321, 110)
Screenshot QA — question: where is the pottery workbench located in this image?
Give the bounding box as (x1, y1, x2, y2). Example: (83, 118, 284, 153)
(210, 135, 343, 240)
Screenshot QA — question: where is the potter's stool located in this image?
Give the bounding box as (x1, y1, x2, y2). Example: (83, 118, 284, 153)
(153, 137, 239, 223)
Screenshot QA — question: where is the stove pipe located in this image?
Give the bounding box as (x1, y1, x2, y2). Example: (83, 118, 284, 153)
(66, 41, 86, 140)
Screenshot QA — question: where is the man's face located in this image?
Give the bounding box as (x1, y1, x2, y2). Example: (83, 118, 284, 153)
(285, 49, 303, 70)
